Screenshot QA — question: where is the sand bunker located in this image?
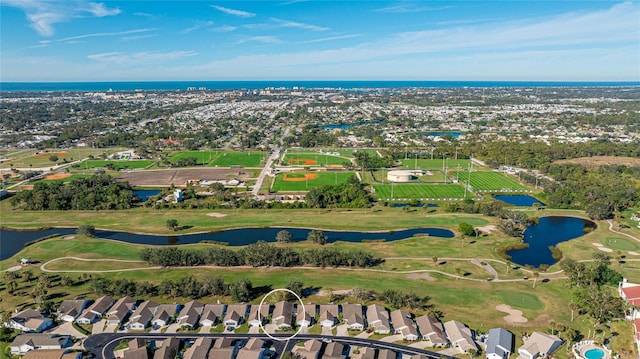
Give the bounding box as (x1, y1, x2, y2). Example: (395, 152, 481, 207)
(629, 251, 640, 256)
(63, 235, 76, 240)
(406, 272, 436, 281)
(598, 247, 613, 253)
(592, 243, 603, 247)
(288, 158, 317, 165)
(496, 304, 528, 324)
(475, 225, 497, 233)
(44, 173, 72, 180)
(206, 212, 228, 218)
(283, 173, 318, 181)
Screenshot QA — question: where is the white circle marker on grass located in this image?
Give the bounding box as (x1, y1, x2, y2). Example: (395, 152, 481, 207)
(258, 288, 305, 341)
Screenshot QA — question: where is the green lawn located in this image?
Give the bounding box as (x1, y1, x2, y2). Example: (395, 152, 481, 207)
(283, 152, 350, 166)
(371, 170, 446, 183)
(82, 160, 155, 170)
(272, 171, 356, 191)
(454, 171, 531, 192)
(169, 150, 220, 164)
(494, 290, 545, 310)
(0, 148, 117, 169)
(209, 151, 266, 167)
(30, 174, 94, 184)
(605, 237, 640, 251)
(372, 183, 470, 200)
(400, 158, 472, 170)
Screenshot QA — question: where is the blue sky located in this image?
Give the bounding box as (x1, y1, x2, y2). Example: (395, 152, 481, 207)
(1, 0, 638, 81)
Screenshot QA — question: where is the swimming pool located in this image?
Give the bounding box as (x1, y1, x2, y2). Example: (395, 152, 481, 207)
(584, 348, 604, 359)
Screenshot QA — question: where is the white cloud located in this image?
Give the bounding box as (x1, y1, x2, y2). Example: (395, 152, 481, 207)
(234, 36, 282, 45)
(121, 34, 157, 41)
(301, 34, 361, 44)
(2, 0, 121, 36)
(212, 25, 238, 32)
(373, 3, 452, 13)
(270, 18, 329, 31)
(210, 5, 255, 18)
(87, 50, 198, 64)
(182, 20, 214, 33)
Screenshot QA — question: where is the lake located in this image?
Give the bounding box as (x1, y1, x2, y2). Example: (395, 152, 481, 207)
(133, 189, 162, 201)
(0, 226, 454, 260)
(493, 195, 544, 206)
(507, 216, 595, 267)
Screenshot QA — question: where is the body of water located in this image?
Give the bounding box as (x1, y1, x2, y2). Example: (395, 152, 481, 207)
(493, 195, 544, 206)
(133, 190, 162, 202)
(507, 216, 595, 267)
(2, 81, 638, 92)
(0, 226, 453, 260)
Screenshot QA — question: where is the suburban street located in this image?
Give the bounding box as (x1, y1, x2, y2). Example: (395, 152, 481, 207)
(252, 126, 290, 197)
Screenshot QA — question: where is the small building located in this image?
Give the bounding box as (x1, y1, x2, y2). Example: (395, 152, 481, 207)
(56, 299, 89, 322)
(177, 300, 204, 329)
(485, 328, 514, 359)
(183, 337, 213, 359)
(341, 304, 365, 331)
(128, 300, 159, 330)
(390, 310, 419, 341)
(247, 304, 269, 327)
(323, 342, 346, 359)
(443, 320, 477, 353)
(200, 304, 225, 327)
(619, 279, 640, 307)
(366, 304, 391, 334)
(293, 339, 323, 359)
(224, 304, 247, 329)
(387, 170, 424, 183)
(272, 301, 294, 329)
(297, 303, 316, 327)
(22, 349, 81, 359)
(153, 337, 180, 359)
(358, 347, 376, 359)
(318, 305, 339, 327)
(415, 315, 448, 347)
(377, 349, 397, 359)
(517, 332, 562, 359)
(106, 296, 136, 325)
(236, 338, 265, 359)
(173, 189, 183, 202)
(77, 296, 114, 324)
(124, 338, 149, 359)
(10, 334, 72, 355)
(4, 309, 54, 333)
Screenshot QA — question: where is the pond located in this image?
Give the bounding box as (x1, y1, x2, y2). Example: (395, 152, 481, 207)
(133, 189, 162, 201)
(323, 121, 382, 130)
(0, 226, 454, 261)
(493, 195, 544, 207)
(507, 216, 596, 267)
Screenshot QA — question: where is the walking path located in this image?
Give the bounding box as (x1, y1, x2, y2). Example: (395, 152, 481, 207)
(608, 220, 640, 242)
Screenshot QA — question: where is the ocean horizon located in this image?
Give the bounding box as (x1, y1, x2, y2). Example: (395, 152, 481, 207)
(1, 80, 639, 92)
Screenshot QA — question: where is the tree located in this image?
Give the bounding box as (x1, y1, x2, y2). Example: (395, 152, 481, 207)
(276, 230, 293, 243)
(48, 154, 58, 162)
(307, 230, 328, 245)
(229, 279, 253, 302)
(532, 271, 539, 288)
(574, 285, 625, 324)
(284, 280, 304, 300)
(458, 222, 475, 236)
(166, 219, 179, 231)
(77, 224, 96, 237)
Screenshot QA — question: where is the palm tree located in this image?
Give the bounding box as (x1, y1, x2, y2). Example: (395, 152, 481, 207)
(569, 302, 578, 322)
(532, 271, 539, 288)
(506, 260, 511, 274)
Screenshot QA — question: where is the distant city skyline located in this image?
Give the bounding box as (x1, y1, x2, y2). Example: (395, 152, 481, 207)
(1, 0, 639, 82)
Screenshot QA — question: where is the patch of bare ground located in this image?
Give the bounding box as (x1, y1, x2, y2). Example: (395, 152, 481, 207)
(475, 225, 497, 234)
(555, 156, 640, 170)
(406, 272, 437, 281)
(206, 212, 228, 218)
(496, 304, 528, 324)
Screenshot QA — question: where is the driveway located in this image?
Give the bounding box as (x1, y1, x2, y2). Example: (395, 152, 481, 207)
(92, 320, 106, 335)
(321, 326, 333, 336)
(355, 331, 372, 339)
(48, 321, 87, 339)
(199, 325, 211, 334)
(437, 347, 463, 356)
(104, 323, 119, 333)
(379, 334, 403, 343)
(249, 325, 260, 334)
(335, 324, 348, 337)
(165, 323, 181, 334)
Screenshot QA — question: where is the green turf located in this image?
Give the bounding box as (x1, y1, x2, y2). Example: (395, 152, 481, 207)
(454, 171, 530, 192)
(272, 171, 356, 191)
(209, 151, 266, 167)
(494, 290, 545, 310)
(372, 183, 471, 200)
(284, 152, 350, 166)
(400, 158, 472, 170)
(82, 160, 155, 169)
(169, 150, 220, 164)
(605, 237, 640, 251)
(371, 170, 446, 183)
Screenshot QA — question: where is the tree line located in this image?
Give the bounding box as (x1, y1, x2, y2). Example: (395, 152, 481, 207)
(305, 175, 370, 208)
(139, 241, 378, 268)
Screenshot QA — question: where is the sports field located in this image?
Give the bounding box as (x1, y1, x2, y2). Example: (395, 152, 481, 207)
(169, 150, 220, 164)
(272, 171, 356, 191)
(0, 148, 116, 168)
(400, 158, 472, 170)
(372, 183, 470, 200)
(209, 151, 266, 167)
(371, 170, 447, 183)
(32, 174, 93, 184)
(283, 152, 350, 166)
(454, 171, 530, 192)
(82, 160, 155, 169)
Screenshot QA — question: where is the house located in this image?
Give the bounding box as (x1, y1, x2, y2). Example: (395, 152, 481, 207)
(415, 315, 448, 347)
(358, 347, 375, 359)
(153, 337, 179, 359)
(177, 300, 204, 329)
(485, 328, 514, 359)
(247, 304, 269, 327)
(297, 303, 316, 327)
(208, 337, 235, 359)
(377, 349, 397, 359)
(106, 296, 136, 325)
(10, 334, 72, 355)
(124, 338, 149, 359)
(272, 301, 294, 329)
(128, 300, 159, 330)
(323, 342, 346, 359)
(293, 339, 323, 359)
(183, 337, 213, 359)
(443, 320, 477, 353)
(224, 304, 247, 329)
(22, 350, 81, 359)
(236, 338, 265, 359)
(318, 304, 339, 327)
(174, 189, 183, 202)
(390, 310, 419, 341)
(4, 309, 54, 333)
(341, 304, 365, 331)
(56, 299, 89, 322)
(366, 304, 391, 334)
(200, 304, 225, 327)
(151, 304, 179, 328)
(619, 279, 640, 306)
(517, 332, 562, 359)
(77, 295, 114, 324)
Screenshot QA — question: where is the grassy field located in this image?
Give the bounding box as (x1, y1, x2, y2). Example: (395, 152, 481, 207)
(209, 151, 266, 167)
(372, 183, 470, 200)
(272, 171, 356, 191)
(605, 237, 640, 251)
(169, 150, 220, 164)
(30, 173, 94, 184)
(371, 170, 447, 183)
(0, 148, 118, 168)
(82, 160, 155, 169)
(454, 171, 531, 192)
(399, 158, 473, 170)
(283, 152, 349, 166)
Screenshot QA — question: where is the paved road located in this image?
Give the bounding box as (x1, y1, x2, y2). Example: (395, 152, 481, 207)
(84, 333, 452, 359)
(252, 127, 290, 197)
